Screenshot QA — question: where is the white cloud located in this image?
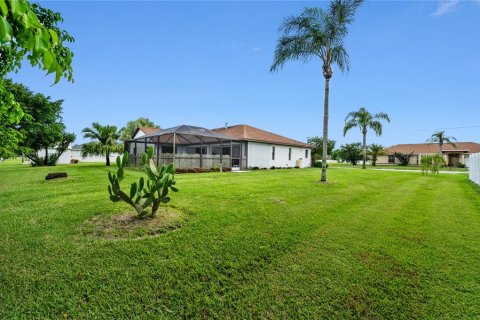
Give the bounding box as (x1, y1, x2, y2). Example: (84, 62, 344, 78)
(252, 47, 262, 52)
(432, 0, 460, 16)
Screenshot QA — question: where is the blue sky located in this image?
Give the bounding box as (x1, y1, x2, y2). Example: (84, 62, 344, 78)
(9, 0, 480, 147)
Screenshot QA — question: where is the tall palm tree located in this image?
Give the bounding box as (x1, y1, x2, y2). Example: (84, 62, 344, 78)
(427, 131, 457, 155)
(343, 107, 390, 169)
(367, 143, 386, 166)
(270, 0, 363, 182)
(81, 122, 123, 166)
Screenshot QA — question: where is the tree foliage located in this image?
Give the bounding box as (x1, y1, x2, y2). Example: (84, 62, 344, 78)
(343, 107, 390, 169)
(81, 122, 123, 166)
(427, 131, 457, 154)
(270, 0, 363, 182)
(367, 143, 386, 166)
(0, 0, 74, 83)
(120, 117, 160, 142)
(2, 80, 74, 165)
(108, 147, 179, 219)
(307, 136, 336, 163)
(394, 152, 414, 166)
(338, 142, 362, 165)
(0, 0, 74, 125)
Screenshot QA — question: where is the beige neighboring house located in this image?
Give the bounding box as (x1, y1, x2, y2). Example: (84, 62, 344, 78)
(377, 142, 480, 167)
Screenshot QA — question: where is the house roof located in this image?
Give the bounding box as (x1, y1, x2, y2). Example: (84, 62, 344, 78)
(139, 127, 160, 134)
(133, 126, 161, 138)
(384, 142, 480, 154)
(213, 124, 311, 148)
(132, 125, 232, 144)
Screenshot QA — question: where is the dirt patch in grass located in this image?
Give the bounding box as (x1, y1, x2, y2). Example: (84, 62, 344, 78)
(83, 207, 185, 240)
(270, 197, 285, 205)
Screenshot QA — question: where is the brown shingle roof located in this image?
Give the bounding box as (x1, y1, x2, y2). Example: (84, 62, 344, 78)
(213, 124, 311, 148)
(138, 127, 160, 135)
(384, 142, 480, 154)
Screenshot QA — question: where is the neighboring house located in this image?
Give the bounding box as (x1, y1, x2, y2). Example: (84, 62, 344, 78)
(35, 147, 122, 164)
(377, 142, 480, 167)
(129, 124, 312, 170)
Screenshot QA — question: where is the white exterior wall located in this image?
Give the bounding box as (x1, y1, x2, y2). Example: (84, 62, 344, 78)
(469, 153, 480, 185)
(247, 142, 310, 168)
(37, 148, 121, 165)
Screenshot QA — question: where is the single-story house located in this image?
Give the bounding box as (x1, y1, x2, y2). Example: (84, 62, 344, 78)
(377, 142, 480, 167)
(127, 124, 312, 170)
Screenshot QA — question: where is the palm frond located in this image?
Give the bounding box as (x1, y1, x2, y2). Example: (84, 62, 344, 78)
(343, 119, 358, 136)
(374, 112, 390, 122)
(81, 142, 103, 157)
(270, 35, 321, 72)
(369, 120, 383, 136)
(330, 45, 350, 73)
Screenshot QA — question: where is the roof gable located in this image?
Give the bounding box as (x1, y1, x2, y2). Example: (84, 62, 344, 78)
(132, 127, 161, 139)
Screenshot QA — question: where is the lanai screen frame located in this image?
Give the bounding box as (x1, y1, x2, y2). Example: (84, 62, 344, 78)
(125, 125, 245, 169)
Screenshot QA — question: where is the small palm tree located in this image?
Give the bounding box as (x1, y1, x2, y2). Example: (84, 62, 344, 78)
(270, 0, 363, 182)
(81, 122, 123, 166)
(368, 143, 386, 166)
(343, 107, 390, 169)
(427, 131, 457, 155)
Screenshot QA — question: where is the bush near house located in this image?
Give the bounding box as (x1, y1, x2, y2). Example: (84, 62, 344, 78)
(394, 152, 414, 166)
(420, 154, 446, 175)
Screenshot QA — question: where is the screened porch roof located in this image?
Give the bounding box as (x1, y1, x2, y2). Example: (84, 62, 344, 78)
(130, 125, 233, 144)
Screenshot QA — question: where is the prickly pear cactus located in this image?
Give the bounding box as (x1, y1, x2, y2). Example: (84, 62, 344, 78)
(108, 146, 178, 218)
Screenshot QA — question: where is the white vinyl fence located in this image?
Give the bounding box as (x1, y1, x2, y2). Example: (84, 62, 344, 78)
(469, 153, 480, 185)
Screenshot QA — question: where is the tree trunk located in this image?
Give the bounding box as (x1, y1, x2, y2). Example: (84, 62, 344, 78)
(106, 152, 110, 166)
(44, 148, 48, 166)
(362, 129, 367, 169)
(321, 77, 330, 182)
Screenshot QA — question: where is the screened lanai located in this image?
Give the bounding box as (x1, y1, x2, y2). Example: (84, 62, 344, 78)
(125, 125, 247, 170)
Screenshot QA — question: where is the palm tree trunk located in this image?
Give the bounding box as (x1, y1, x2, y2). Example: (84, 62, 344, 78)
(362, 130, 367, 169)
(106, 152, 110, 166)
(44, 148, 48, 166)
(321, 77, 330, 182)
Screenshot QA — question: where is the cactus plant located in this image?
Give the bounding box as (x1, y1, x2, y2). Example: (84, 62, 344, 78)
(107, 146, 178, 218)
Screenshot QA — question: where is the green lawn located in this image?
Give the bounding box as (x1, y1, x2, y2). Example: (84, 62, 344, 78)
(330, 162, 469, 172)
(1, 161, 479, 319)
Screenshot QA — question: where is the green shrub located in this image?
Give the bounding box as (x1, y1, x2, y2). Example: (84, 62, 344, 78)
(108, 147, 179, 219)
(457, 163, 466, 168)
(394, 152, 414, 166)
(420, 154, 446, 175)
(28, 153, 61, 167)
(338, 143, 362, 165)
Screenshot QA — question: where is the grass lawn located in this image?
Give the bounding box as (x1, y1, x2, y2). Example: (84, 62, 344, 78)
(330, 162, 469, 172)
(1, 161, 479, 319)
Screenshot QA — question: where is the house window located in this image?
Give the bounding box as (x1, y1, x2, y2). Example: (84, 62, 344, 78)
(272, 146, 275, 160)
(305, 150, 309, 159)
(212, 146, 231, 156)
(186, 146, 207, 155)
(388, 155, 395, 163)
(289, 148, 292, 161)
